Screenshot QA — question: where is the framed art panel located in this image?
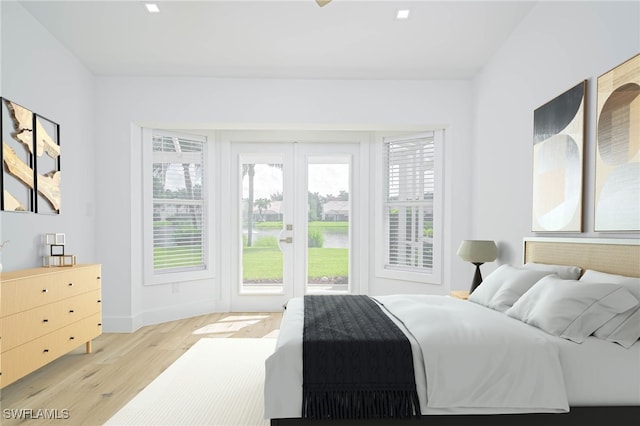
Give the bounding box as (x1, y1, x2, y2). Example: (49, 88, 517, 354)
(594, 54, 639, 232)
(34, 113, 61, 214)
(532, 81, 586, 232)
(1, 97, 34, 212)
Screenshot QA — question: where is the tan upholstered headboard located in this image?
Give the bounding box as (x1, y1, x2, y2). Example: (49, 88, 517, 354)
(523, 238, 640, 278)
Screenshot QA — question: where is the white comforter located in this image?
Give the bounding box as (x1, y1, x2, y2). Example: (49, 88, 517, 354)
(264, 295, 569, 419)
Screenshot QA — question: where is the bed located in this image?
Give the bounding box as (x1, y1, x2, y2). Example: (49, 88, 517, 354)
(265, 238, 640, 425)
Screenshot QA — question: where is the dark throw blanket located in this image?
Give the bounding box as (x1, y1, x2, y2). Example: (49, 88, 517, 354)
(302, 295, 420, 420)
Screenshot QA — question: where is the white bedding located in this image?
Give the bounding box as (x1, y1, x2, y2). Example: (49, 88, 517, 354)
(265, 294, 607, 419)
(379, 295, 568, 414)
(557, 336, 640, 405)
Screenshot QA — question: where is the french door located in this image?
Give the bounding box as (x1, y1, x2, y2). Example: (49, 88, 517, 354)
(230, 142, 359, 311)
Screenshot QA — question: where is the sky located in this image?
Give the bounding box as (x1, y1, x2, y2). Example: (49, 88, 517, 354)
(244, 163, 349, 200)
(162, 161, 350, 200)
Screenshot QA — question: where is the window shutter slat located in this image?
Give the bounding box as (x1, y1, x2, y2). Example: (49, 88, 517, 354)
(152, 133, 206, 273)
(383, 134, 435, 273)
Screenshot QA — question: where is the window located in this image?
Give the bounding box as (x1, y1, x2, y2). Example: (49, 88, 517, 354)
(378, 131, 443, 283)
(144, 129, 210, 284)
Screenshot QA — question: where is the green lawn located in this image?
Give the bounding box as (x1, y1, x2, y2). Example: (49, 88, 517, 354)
(308, 247, 348, 277)
(243, 247, 347, 280)
(242, 247, 283, 280)
(154, 222, 349, 279)
(154, 246, 203, 269)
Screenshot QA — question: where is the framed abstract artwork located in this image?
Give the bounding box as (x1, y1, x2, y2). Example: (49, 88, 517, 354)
(0, 98, 61, 214)
(532, 81, 586, 232)
(1, 97, 34, 212)
(34, 113, 61, 214)
(594, 54, 639, 232)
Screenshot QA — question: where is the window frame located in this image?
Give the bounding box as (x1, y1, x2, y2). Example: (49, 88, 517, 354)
(142, 128, 215, 286)
(374, 131, 444, 284)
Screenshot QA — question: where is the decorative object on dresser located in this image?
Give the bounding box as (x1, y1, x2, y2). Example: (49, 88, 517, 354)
(42, 232, 77, 267)
(0, 239, 8, 267)
(456, 240, 498, 293)
(0, 263, 102, 388)
(594, 53, 639, 231)
(531, 81, 586, 232)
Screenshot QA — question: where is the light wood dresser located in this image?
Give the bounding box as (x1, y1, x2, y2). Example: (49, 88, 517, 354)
(0, 263, 102, 388)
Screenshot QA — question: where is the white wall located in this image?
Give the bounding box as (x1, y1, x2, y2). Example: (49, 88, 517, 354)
(0, 2, 96, 270)
(471, 0, 640, 275)
(94, 77, 473, 331)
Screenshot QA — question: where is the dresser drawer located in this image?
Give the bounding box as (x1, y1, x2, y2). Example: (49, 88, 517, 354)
(0, 289, 102, 352)
(1, 265, 101, 316)
(57, 312, 103, 353)
(0, 312, 102, 388)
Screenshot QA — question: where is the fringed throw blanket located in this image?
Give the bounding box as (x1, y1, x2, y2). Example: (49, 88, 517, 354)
(302, 295, 420, 420)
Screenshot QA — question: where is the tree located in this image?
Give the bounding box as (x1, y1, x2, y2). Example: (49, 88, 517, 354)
(242, 164, 256, 246)
(242, 163, 282, 247)
(270, 191, 283, 201)
(254, 198, 271, 220)
(308, 191, 321, 221)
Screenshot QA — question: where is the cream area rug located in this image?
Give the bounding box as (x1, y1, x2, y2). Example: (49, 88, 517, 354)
(104, 338, 276, 426)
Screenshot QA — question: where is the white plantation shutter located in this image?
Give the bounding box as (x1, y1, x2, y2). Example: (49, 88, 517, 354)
(383, 133, 436, 273)
(152, 131, 206, 273)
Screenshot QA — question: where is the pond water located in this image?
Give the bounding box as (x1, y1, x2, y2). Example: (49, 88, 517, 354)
(246, 228, 348, 249)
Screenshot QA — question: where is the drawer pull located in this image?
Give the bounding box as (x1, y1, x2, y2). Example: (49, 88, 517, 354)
(97, 300, 102, 303)
(42, 288, 48, 293)
(68, 282, 74, 287)
(69, 336, 75, 340)
(98, 323, 103, 326)
(43, 349, 49, 353)
(43, 319, 49, 323)
(69, 310, 75, 313)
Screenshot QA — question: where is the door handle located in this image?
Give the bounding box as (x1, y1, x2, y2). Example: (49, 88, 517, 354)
(279, 237, 293, 244)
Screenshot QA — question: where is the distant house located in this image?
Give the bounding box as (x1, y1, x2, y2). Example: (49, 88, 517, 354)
(252, 200, 283, 222)
(322, 200, 349, 221)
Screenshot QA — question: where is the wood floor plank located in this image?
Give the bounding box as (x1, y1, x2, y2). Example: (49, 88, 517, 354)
(0, 311, 282, 425)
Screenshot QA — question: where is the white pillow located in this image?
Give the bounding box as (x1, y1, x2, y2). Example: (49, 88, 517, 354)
(522, 262, 582, 280)
(505, 275, 639, 343)
(487, 269, 553, 312)
(580, 270, 640, 348)
(467, 265, 519, 307)
(468, 265, 553, 311)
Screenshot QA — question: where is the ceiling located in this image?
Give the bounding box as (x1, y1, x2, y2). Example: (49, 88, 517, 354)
(18, 0, 537, 80)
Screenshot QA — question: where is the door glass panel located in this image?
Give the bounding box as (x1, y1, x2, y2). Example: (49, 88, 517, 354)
(306, 158, 350, 294)
(241, 161, 284, 294)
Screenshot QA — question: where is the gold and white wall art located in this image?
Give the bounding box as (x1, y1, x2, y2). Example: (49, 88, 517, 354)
(532, 81, 586, 232)
(594, 54, 639, 232)
(1, 98, 34, 212)
(1, 98, 61, 214)
(34, 113, 61, 214)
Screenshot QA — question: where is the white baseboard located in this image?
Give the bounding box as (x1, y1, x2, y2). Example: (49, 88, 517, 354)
(101, 315, 137, 333)
(102, 298, 220, 333)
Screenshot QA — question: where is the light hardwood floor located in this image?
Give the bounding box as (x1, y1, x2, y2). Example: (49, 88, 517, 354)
(0, 312, 282, 425)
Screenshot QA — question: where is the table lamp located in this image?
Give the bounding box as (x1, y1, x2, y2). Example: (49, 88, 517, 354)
(457, 240, 498, 293)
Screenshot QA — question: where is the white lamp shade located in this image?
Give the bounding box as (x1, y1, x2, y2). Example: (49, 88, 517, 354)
(457, 240, 498, 263)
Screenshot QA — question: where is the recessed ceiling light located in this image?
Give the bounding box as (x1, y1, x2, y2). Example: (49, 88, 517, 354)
(145, 3, 160, 13)
(396, 9, 410, 20)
